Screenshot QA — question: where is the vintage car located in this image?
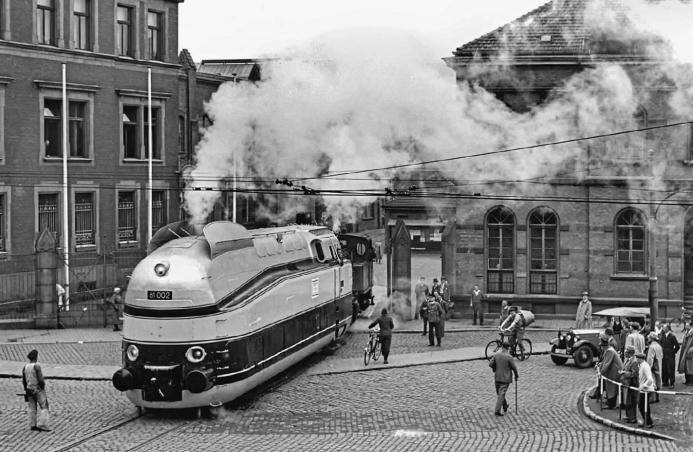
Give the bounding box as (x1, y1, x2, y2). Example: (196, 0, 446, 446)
(549, 307, 650, 368)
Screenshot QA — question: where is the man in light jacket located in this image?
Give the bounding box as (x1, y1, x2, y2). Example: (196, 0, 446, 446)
(575, 291, 592, 328)
(625, 322, 646, 356)
(636, 352, 654, 428)
(646, 332, 663, 402)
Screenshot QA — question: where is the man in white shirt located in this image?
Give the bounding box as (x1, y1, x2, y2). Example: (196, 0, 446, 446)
(636, 352, 654, 428)
(625, 322, 646, 356)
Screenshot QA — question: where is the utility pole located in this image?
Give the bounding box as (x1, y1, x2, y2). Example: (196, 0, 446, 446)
(648, 149, 658, 327)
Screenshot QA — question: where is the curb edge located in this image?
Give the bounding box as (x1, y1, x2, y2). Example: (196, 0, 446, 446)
(579, 386, 677, 441)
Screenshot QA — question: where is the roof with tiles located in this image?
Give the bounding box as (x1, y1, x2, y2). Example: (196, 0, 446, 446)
(452, 0, 663, 60)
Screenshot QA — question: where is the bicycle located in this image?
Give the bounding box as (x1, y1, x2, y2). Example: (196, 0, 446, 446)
(485, 331, 532, 361)
(363, 329, 382, 366)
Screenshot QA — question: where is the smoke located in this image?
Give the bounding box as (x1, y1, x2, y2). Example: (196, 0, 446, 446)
(184, 0, 693, 226)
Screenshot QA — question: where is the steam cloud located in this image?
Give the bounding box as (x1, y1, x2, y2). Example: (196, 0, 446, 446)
(184, 0, 693, 227)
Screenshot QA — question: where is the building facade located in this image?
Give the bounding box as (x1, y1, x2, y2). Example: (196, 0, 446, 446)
(0, 0, 184, 304)
(387, 0, 693, 320)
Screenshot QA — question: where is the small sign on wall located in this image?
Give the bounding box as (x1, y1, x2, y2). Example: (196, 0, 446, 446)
(311, 278, 319, 298)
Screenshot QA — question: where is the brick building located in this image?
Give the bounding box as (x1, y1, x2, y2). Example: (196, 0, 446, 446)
(0, 0, 184, 305)
(386, 0, 693, 320)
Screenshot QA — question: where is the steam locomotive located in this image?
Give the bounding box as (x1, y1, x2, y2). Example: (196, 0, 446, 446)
(112, 221, 375, 409)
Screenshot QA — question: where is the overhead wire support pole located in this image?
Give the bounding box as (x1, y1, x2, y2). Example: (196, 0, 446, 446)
(61, 63, 70, 306)
(232, 72, 238, 223)
(147, 67, 153, 245)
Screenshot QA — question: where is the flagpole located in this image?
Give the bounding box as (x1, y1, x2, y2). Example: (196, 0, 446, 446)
(61, 63, 70, 305)
(147, 67, 153, 244)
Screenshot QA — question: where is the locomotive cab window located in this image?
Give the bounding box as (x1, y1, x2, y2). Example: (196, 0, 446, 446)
(312, 240, 325, 262)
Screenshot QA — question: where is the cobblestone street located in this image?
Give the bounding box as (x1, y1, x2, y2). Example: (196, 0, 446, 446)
(1, 330, 689, 451)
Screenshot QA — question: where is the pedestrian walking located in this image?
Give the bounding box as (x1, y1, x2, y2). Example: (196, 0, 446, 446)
(368, 308, 394, 364)
(105, 287, 123, 331)
(646, 332, 663, 403)
(661, 324, 680, 387)
(636, 352, 655, 428)
(619, 345, 639, 423)
(626, 322, 646, 356)
(597, 334, 623, 408)
(413, 277, 429, 321)
(470, 285, 484, 326)
(427, 295, 444, 347)
(489, 341, 519, 416)
(678, 320, 693, 385)
(22, 349, 51, 432)
(374, 242, 382, 264)
(575, 291, 592, 329)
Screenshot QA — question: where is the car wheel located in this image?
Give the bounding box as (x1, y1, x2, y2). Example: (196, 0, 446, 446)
(550, 345, 568, 365)
(573, 345, 594, 368)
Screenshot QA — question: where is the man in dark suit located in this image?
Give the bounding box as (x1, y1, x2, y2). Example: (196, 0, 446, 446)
(661, 324, 680, 387)
(489, 341, 519, 416)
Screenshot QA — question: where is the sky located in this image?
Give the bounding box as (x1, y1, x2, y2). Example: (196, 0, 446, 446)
(178, 0, 548, 61)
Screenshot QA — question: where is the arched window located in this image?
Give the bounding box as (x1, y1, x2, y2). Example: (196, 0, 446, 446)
(615, 208, 646, 274)
(486, 206, 515, 293)
(528, 207, 558, 294)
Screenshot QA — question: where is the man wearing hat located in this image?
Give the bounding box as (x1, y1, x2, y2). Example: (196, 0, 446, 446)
(646, 332, 663, 403)
(598, 333, 623, 409)
(625, 322, 646, 356)
(575, 291, 592, 329)
(636, 351, 655, 427)
(22, 349, 51, 431)
(619, 345, 639, 423)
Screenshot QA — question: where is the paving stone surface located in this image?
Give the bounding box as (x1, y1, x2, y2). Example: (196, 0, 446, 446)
(2, 343, 688, 451)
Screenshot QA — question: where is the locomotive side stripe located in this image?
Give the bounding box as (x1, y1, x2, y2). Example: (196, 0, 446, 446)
(124, 261, 336, 318)
(124, 294, 351, 345)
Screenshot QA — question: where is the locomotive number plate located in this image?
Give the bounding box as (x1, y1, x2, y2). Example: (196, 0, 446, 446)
(147, 290, 172, 300)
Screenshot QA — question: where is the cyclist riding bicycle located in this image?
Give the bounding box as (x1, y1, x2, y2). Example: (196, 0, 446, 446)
(368, 308, 394, 364)
(500, 306, 534, 356)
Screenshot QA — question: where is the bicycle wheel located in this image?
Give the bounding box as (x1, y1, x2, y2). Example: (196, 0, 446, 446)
(373, 339, 382, 361)
(485, 340, 501, 360)
(364, 345, 371, 366)
(517, 339, 532, 361)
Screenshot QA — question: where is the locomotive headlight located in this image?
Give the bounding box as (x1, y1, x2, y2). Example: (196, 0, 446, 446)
(154, 261, 170, 277)
(126, 344, 139, 362)
(185, 346, 206, 363)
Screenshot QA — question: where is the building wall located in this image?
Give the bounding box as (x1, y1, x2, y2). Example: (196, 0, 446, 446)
(0, 0, 182, 300)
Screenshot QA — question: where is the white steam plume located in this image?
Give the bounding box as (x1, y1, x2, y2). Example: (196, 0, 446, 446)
(185, 1, 693, 226)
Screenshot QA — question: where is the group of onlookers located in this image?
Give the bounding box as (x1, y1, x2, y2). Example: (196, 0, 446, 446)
(414, 276, 452, 347)
(596, 318, 693, 428)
